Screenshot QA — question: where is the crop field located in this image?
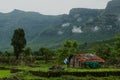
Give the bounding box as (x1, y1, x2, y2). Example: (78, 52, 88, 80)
(0, 62, 120, 80)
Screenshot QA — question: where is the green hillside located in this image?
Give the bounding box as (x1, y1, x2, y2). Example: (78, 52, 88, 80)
(0, 0, 120, 51)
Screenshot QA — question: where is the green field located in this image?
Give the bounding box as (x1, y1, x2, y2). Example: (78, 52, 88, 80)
(0, 70, 11, 78)
(0, 63, 120, 80)
(2, 62, 120, 72)
(0, 70, 120, 80)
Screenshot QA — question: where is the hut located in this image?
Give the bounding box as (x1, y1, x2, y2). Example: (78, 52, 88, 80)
(69, 54, 105, 68)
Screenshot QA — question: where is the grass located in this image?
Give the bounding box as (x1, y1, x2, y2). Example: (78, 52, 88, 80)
(0, 64, 120, 79)
(0, 70, 120, 80)
(1, 60, 120, 72)
(65, 67, 120, 72)
(15, 66, 49, 72)
(0, 60, 120, 79)
(23, 75, 120, 80)
(0, 70, 11, 78)
(12, 60, 52, 72)
(12, 71, 42, 80)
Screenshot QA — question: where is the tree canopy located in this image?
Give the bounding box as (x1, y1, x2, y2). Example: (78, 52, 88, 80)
(11, 28, 26, 59)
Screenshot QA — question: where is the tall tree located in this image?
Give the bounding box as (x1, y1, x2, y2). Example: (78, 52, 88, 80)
(11, 28, 26, 59)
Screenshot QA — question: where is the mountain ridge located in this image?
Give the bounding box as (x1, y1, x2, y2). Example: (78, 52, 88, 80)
(0, 0, 120, 51)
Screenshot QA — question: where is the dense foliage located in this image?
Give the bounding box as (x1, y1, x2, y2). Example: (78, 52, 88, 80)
(11, 28, 26, 59)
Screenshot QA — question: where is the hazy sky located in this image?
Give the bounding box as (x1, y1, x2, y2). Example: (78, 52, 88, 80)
(0, 0, 110, 15)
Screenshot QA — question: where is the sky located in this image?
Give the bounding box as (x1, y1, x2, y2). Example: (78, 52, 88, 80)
(0, 0, 110, 15)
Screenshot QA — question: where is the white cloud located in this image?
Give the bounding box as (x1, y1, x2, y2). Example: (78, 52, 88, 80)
(92, 26, 100, 32)
(94, 26, 99, 31)
(62, 23, 70, 27)
(58, 31, 63, 35)
(72, 26, 83, 33)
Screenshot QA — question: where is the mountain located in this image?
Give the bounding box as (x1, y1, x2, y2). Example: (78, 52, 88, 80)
(37, 0, 120, 48)
(105, 0, 120, 15)
(0, 9, 62, 50)
(0, 0, 120, 51)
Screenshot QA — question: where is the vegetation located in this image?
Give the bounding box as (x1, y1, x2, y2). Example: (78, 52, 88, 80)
(0, 0, 120, 79)
(39, 47, 53, 64)
(11, 28, 26, 59)
(0, 70, 120, 80)
(0, 70, 11, 78)
(0, 0, 120, 51)
(57, 40, 79, 64)
(0, 28, 120, 79)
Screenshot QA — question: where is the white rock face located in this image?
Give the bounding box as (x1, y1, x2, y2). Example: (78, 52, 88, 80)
(72, 26, 83, 33)
(58, 31, 63, 35)
(61, 23, 70, 27)
(94, 26, 99, 31)
(93, 26, 99, 31)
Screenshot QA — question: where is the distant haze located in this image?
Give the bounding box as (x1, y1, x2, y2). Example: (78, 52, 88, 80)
(0, 0, 110, 15)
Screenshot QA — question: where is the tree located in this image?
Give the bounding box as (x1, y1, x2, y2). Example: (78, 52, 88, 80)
(111, 36, 120, 64)
(93, 36, 120, 65)
(80, 42, 88, 53)
(95, 44, 111, 61)
(57, 48, 69, 64)
(11, 28, 26, 59)
(63, 40, 79, 54)
(114, 36, 120, 51)
(58, 40, 79, 64)
(24, 47, 34, 61)
(24, 47, 32, 56)
(39, 47, 51, 64)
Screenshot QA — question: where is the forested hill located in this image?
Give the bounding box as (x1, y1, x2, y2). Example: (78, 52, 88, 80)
(0, 0, 120, 51)
(0, 9, 62, 50)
